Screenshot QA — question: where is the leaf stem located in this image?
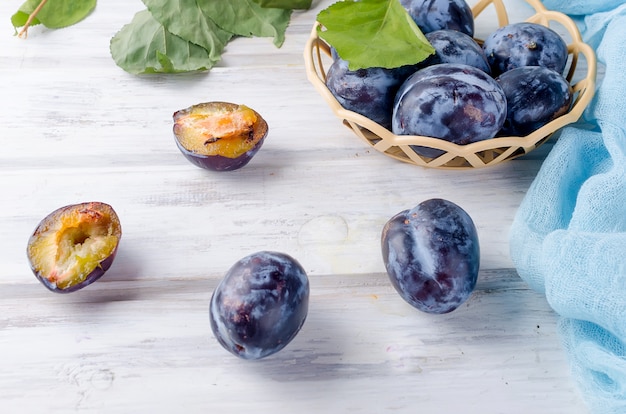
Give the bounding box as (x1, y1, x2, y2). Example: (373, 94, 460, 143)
(18, 0, 49, 39)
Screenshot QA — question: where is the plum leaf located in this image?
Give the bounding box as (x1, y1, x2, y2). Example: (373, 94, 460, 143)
(12, 0, 95, 38)
(316, 0, 435, 70)
(12, 0, 96, 30)
(110, 10, 219, 74)
(251, 0, 312, 9)
(142, 0, 233, 62)
(197, 0, 292, 47)
(11, 10, 41, 32)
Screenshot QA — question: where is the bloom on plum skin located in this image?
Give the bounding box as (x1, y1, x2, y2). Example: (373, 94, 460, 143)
(210, 251, 309, 360)
(381, 199, 480, 314)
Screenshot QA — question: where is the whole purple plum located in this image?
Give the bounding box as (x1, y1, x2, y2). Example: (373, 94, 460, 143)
(496, 66, 573, 136)
(26, 202, 122, 293)
(400, 0, 474, 37)
(210, 251, 309, 360)
(381, 198, 480, 314)
(482, 22, 568, 76)
(173, 102, 268, 172)
(325, 57, 419, 129)
(392, 63, 507, 158)
(424, 30, 491, 74)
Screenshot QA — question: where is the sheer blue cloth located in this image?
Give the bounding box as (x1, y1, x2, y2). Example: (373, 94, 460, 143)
(509, 1, 626, 412)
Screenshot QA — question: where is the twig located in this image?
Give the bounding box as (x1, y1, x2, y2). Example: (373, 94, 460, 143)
(17, 0, 49, 39)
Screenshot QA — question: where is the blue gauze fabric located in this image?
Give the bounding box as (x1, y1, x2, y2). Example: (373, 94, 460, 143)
(509, 1, 626, 412)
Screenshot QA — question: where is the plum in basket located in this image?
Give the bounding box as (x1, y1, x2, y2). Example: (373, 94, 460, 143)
(325, 57, 419, 129)
(400, 0, 474, 37)
(381, 198, 480, 314)
(482, 22, 569, 77)
(173, 102, 268, 171)
(496, 66, 573, 136)
(424, 29, 491, 74)
(392, 63, 507, 158)
(26, 202, 122, 293)
(210, 251, 309, 360)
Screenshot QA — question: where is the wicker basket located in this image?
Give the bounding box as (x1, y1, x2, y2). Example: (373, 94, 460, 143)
(304, 0, 597, 169)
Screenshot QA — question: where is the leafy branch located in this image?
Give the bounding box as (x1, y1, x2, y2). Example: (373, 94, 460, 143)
(10, 0, 312, 74)
(16, 0, 48, 38)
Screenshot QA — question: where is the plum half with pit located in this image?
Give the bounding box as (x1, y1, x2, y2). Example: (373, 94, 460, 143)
(26, 202, 122, 293)
(173, 102, 268, 171)
(381, 198, 480, 314)
(210, 251, 310, 360)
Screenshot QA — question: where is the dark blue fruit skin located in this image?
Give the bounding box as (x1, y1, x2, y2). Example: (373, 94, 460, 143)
(392, 63, 507, 158)
(381, 198, 480, 314)
(400, 0, 474, 37)
(482, 22, 569, 77)
(496, 66, 573, 136)
(210, 251, 309, 360)
(326, 57, 419, 129)
(174, 139, 266, 172)
(424, 30, 491, 74)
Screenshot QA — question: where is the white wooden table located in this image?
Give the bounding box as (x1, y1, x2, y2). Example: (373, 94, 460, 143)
(0, 0, 591, 412)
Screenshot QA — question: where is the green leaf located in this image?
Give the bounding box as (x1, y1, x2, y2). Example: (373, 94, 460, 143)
(11, 10, 40, 31)
(251, 0, 312, 9)
(13, 0, 96, 29)
(110, 10, 218, 74)
(142, 0, 233, 62)
(198, 0, 292, 47)
(39, 0, 96, 28)
(316, 0, 435, 70)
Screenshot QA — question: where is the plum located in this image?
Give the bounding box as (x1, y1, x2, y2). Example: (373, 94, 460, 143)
(392, 63, 507, 158)
(496, 66, 573, 136)
(424, 30, 491, 74)
(26, 202, 122, 293)
(482, 22, 569, 77)
(399, 0, 474, 37)
(173, 102, 268, 171)
(381, 198, 480, 314)
(210, 251, 309, 360)
(325, 57, 419, 129)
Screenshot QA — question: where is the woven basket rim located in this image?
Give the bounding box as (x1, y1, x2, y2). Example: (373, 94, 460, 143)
(304, 0, 597, 169)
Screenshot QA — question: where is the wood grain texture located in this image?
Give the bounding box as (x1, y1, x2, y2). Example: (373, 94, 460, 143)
(0, 0, 588, 412)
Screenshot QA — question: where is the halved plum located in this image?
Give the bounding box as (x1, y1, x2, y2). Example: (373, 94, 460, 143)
(173, 102, 269, 171)
(26, 202, 122, 293)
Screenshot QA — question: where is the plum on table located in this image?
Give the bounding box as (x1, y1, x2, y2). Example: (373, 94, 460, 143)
(381, 198, 480, 314)
(26, 202, 122, 293)
(173, 102, 268, 172)
(210, 251, 309, 360)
